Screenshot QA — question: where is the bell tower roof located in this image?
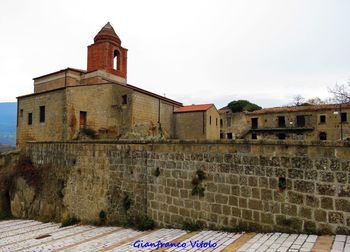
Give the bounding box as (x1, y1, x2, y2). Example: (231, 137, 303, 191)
(87, 22, 127, 79)
(94, 22, 121, 45)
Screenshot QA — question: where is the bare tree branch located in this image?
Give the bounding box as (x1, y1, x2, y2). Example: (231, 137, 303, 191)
(328, 83, 350, 103)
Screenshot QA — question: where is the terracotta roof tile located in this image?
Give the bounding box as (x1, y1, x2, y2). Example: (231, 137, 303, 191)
(174, 104, 214, 113)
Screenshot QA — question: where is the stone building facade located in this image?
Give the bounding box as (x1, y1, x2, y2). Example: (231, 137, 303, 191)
(16, 23, 220, 149)
(174, 104, 220, 140)
(220, 104, 350, 142)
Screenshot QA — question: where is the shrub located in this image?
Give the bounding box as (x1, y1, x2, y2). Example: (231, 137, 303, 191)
(61, 217, 80, 227)
(182, 221, 204, 231)
(81, 128, 97, 139)
(99, 210, 106, 225)
(134, 215, 155, 231)
(124, 214, 155, 231)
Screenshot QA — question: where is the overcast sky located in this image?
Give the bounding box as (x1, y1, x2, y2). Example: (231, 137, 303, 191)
(1, 0, 350, 108)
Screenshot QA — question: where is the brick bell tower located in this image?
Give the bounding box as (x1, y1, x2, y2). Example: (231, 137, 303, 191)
(87, 22, 128, 79)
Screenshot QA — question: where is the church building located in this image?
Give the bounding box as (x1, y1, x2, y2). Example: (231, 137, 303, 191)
(16, 23, 220, 148)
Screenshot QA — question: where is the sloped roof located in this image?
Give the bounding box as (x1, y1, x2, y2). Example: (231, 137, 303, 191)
(174, 104, 214, 113)
(248, 103, 350, 115)
(94, 22, 121, 45)
(33, 68, 86, 80)
(218, 106, 230, 114)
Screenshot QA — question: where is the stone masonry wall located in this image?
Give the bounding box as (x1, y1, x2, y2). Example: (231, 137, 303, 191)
(23, 140, 350, 234)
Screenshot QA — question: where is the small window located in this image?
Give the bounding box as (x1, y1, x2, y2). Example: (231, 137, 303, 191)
(278, 116, 285, 127)
(220, 133, 224, 139)
(320, 115, 326, 123)
(209, 116, 212, 125)
(227, 133, 233, 139)
(341, 112, 347, 123)
(227, 117, 232, 127)
(252, 133, 257, 139)
(319, 132, 327, 141)
(122, 95, 128, 105)
(251, 118, 258, 129)
(20, 109, 23, 117)
(28, 113, 32, 125)
(277, 133, 286, 140)
(296, 115, 305, 127)
(220, 119, 223, 128)
(216, 118, 218, 126)
(39, 106, 45, 123)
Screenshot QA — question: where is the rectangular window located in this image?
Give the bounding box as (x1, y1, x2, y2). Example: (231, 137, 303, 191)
(220, 119, 223, 128)
(320, 115, 326, 123)
(216, 118, 218, 126)
(227, 117, 231, 127)
(220, 133, 224, 139)
(209, 116, 212, 125)
(319, 132, 327, 141)
(252, 133, 257, 139)
(341, 112, 347, 123)
(39, 106, 45, 123)
(278, 116, 285, 128)
(122, 95, 128, 105)
(296, 115, 305, 127)
(251, 118, 258, 129)
(277, 133, 286, 140)
(227, 133, 233, 139)
(28, 113, 32, 125)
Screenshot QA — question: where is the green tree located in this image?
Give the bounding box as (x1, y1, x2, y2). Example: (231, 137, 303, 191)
(227, 100, 262, 112)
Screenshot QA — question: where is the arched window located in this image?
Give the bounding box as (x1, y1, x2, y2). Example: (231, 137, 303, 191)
(113, 50, 120, 70)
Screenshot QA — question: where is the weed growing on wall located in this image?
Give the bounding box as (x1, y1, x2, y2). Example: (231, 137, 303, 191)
(191, 170, 206, 197)
(16, 156, 41, 189)
(122, 193, 132, 213)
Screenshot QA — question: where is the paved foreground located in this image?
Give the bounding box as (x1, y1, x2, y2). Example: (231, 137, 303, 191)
(0, 220, 348, 251)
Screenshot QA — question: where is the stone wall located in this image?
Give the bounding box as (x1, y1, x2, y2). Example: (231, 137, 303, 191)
(16, 89, 66, 148)
(19, 140, 350, 234)
(0, 150, 20, 216)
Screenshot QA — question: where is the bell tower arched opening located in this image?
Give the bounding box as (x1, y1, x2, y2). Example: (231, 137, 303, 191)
(113, 50, 120, 70)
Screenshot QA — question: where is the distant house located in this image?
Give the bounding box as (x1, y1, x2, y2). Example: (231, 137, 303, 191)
(219, 104, 350, 141)
(174, 104, 220, 140)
